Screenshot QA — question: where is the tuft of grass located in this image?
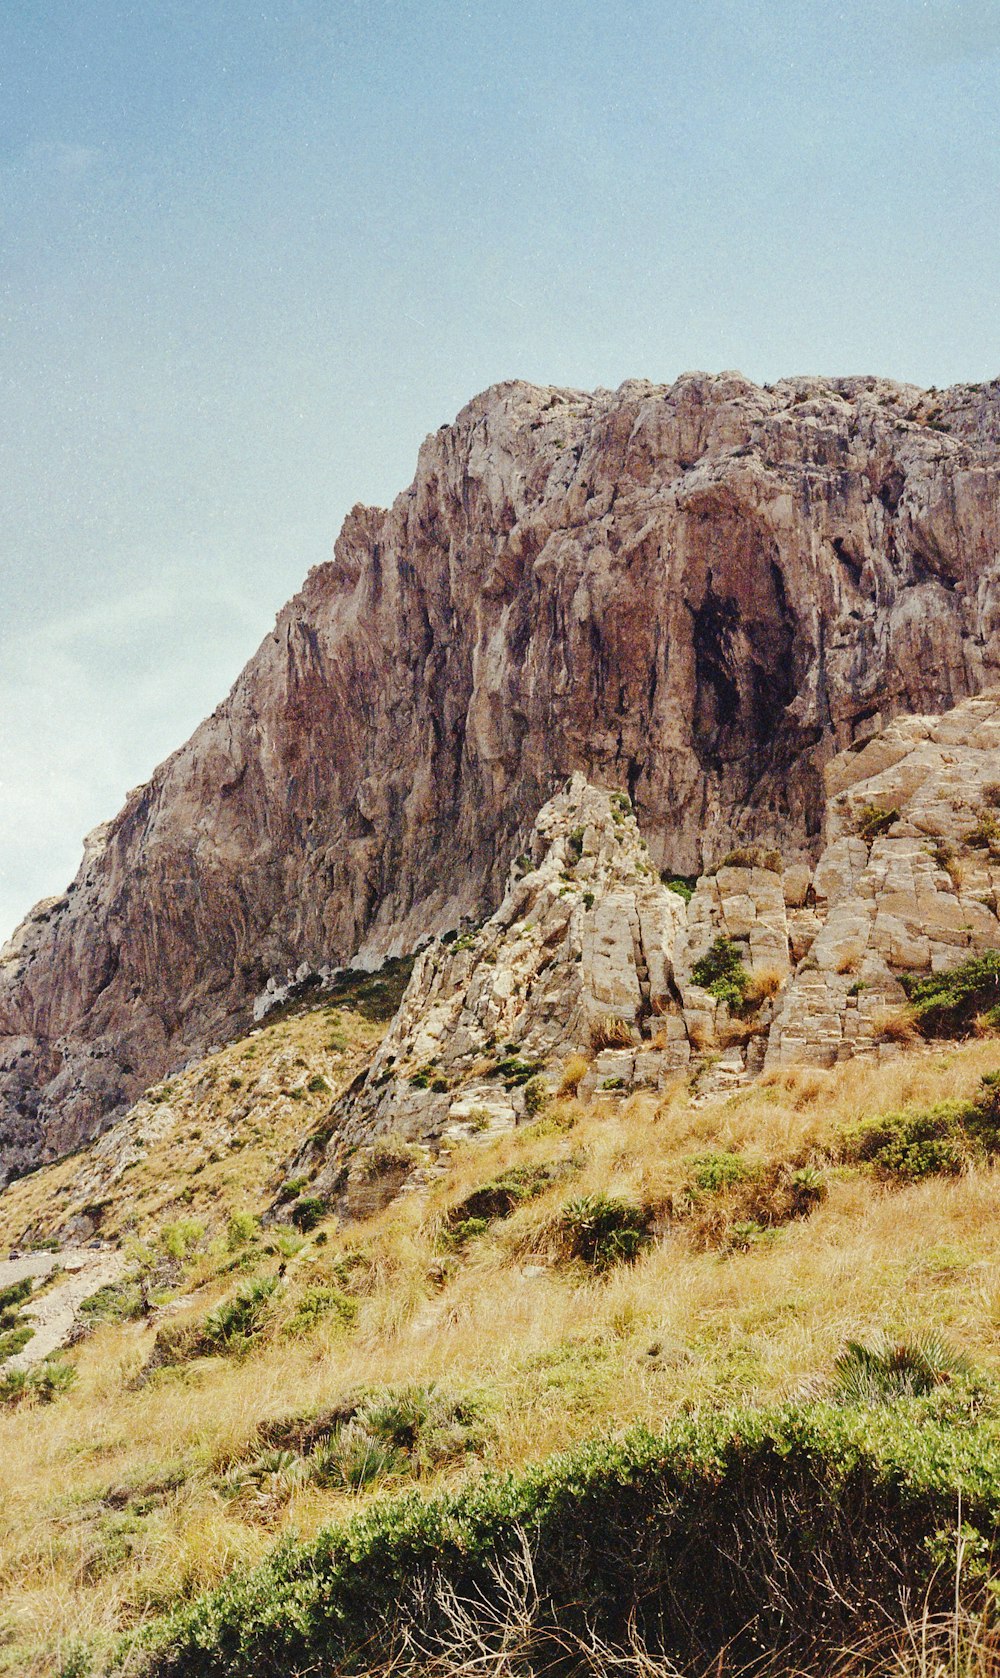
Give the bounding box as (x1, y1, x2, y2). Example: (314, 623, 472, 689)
(589, 1017, 634, 1051)
(557, 1054, 590, 1097)
(829, 1332, 975, 1404)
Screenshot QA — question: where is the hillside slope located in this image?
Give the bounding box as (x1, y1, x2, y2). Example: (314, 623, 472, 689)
(3, 1012, 1000, 1675)
(2, 372, 1000, 1176)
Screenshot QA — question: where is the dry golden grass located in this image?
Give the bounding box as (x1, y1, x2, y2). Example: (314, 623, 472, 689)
(3, 1035, 1000, 1672)
(745, 965, 786, 1002)
(556, 1053, 590, 1096)
(0, 1002, 383, 1251)
(872, 1004, 920, 1045)
(589, 1016, 634, 1050)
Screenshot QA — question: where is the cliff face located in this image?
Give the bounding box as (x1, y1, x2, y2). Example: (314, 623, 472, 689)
(2, 370, 1000, 1176)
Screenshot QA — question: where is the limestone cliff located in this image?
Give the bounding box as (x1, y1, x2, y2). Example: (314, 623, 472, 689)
(2, 370, 1000, 1177)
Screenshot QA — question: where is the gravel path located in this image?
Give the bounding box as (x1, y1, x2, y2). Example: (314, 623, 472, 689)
(0, 1249, 127, 1368)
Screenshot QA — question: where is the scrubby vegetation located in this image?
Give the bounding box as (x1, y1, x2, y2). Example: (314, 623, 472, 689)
(902, 951, 1000, 1037)
(691, 936, 752, 1012)
(117, 1400, 1000, 1678)
(5, 1023, 1000, 1673)
(856, 803, 901, 842)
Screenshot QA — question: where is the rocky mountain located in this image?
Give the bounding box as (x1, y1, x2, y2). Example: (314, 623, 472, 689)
(2, 370, 1000, 1178)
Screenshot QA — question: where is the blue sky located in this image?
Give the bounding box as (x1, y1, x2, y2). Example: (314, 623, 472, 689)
(1, 0, 998, 939)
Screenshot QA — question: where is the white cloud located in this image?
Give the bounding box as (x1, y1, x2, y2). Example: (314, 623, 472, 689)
(0, 569, 274, 942)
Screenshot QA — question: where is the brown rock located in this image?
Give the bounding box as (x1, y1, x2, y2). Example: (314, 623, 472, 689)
(3, 371, 1000, 1175)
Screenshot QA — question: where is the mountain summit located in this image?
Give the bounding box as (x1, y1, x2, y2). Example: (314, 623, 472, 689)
(2, 371, 999, 1177)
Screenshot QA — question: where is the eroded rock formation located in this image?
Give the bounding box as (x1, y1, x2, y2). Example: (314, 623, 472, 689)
(2, 371, 1000, 1176)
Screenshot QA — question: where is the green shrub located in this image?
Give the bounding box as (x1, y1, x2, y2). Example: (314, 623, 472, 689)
(856, 804, 900, 842)
(841, 1101, 973, 1180)
(0, 1276, 33, 1324)
(0, 1276, 36, 1362)
(522, 1076, 549, 1116)
(686, 1150, 756, 1194)
(714, 846, 782, 873)
(661, 874, 695, 901)
(290, 1197, 327, 1233)
(203, 1275, 280, 1352)
(901, 951, 1000, 1036)
(557, 1192, 655, 1271)
(78, 1278, 146, 1324)
(566, 826, 585, 862)
(840, 1075, 1000, 1181)
(446, 1164, 565, 1236)
(690, 938, 750, 1013)
(0, 1323, 34, 1361)
(226, 1212, 259, 1250)
(159, 1218, 205, 1261)
(490, 1056, 545, 1088)
(277, 1178, 308, 1204)
(829, 1334, 975, 1404)
(285, 1286, 356, 1337)
(122, 1402, 1000, 1678)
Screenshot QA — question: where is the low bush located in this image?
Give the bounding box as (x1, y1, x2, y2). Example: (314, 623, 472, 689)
(683, 1154, 827, 1252)
(901, 952, 1000, 1037)
(556, 1192, 655, 1271)
(284, 1285, 356, 1337)
(661, 873, 695, 901)
(202, 1275, 280, 1353)
(829, 1334, 976, 1405)
(713, 846, 783, 873)
(444, 1164, 562, 1244)
(289, 1197, 326, 1233)
(856, 804, 900, 843)
(78, 1277, 146, 1325)
(121, 1403, 1000, 1678)
(840, 1076, 1000, 1180)
(691, 938, 751, 1013)
(159, 1219, 205, 1262)
(0, 1275, 35, 1360)
(686, 1150, 755, 1193)
(490, 1055, 546, 1088)
(226, 1212, 259, 1250)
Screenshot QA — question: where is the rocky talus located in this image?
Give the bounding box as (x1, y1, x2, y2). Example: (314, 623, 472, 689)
(3, 371, 1000, 1176)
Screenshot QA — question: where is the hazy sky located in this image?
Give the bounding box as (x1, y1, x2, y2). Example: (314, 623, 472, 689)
(1, 0, 998, 940)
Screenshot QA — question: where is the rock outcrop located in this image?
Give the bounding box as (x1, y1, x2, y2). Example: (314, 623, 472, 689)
(296, 695, 1000, 1188)
(299, 776, 690, 1194)
(3, 371, 1000, 1176)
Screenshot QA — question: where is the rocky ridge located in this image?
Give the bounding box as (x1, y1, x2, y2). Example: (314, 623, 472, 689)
(2, 371, 1000, 1177)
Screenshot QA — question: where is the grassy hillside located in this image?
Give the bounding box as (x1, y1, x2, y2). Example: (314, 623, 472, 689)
(3, 1014, 1000, 1673)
